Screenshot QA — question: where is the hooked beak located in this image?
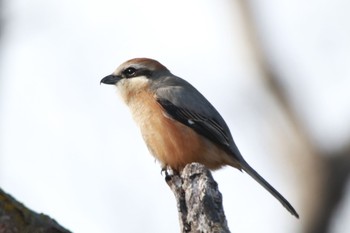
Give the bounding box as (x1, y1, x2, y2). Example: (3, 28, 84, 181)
(100, 74, 121, 85)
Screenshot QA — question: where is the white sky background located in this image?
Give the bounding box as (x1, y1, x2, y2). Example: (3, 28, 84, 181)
(0, 0, 350, 233)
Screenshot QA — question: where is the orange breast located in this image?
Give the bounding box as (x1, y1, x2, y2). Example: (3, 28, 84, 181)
(128, 90, 235, 171)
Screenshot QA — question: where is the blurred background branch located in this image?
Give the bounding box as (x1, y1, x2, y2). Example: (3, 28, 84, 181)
(237, 1, 350, 233)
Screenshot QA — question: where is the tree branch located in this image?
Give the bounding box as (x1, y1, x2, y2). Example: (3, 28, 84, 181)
(0, 187, 71, 233)
(166, 163, 230, 233)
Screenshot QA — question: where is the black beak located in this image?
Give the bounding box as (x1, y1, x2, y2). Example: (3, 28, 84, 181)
(100, 74, 121, 85)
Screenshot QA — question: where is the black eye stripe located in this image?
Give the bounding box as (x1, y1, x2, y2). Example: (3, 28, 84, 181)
(122, 67, 152, 78)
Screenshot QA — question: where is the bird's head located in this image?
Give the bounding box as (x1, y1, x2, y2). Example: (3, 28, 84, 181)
(100, 58, 169, 85)
(101, 58, 171, 103)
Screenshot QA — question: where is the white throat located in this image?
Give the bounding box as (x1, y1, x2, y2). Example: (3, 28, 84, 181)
(116, 76, 150, 104)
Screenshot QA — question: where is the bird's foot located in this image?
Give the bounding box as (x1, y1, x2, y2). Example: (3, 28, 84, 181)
(161, 166, 172, 181)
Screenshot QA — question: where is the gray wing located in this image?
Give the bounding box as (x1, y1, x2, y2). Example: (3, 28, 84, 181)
(154, 77, 242, 157)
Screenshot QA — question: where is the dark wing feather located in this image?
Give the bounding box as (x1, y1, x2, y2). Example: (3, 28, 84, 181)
(157, 98, 232, 152)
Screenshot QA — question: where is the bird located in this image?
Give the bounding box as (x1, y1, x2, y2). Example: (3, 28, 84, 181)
(100, 57, 299, 218)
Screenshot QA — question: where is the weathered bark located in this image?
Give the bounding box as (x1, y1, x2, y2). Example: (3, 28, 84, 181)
(166, 163, 230, 233)
(0, 188, 71, 233)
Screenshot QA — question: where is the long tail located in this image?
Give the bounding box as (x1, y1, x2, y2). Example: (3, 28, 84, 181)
(239, 159, 299, 218)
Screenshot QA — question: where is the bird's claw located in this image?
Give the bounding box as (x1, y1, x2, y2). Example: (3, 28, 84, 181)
(161, 167, 169, 176)
(161, 166, 172, 181)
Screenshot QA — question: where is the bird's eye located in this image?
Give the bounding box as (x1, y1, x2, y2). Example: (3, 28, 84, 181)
(123, 67, 137, 78)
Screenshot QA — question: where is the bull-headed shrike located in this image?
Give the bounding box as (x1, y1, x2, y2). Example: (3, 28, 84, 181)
(101, 58, 299, 218)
